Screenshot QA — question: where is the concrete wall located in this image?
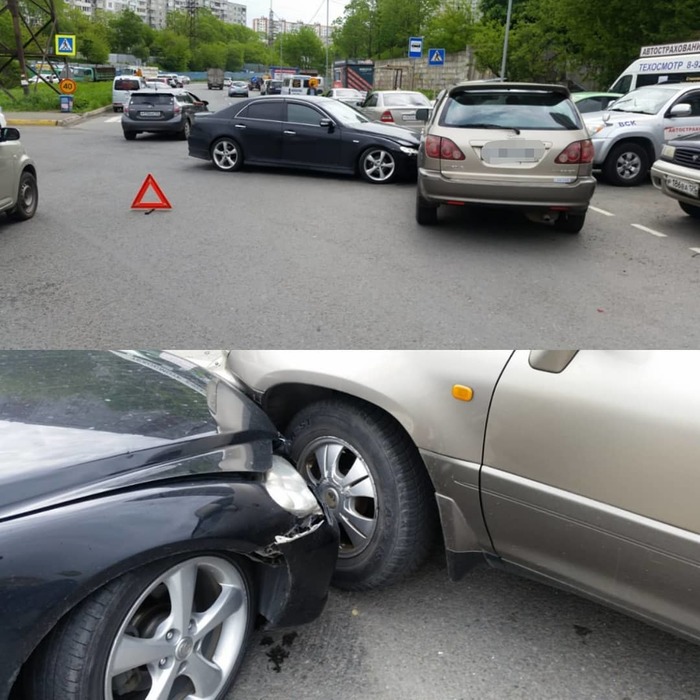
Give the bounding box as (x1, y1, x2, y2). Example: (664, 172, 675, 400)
(373, 48, 496, 94)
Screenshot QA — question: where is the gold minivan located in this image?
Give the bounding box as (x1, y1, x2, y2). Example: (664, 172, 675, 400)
(416, 82, 596, 233)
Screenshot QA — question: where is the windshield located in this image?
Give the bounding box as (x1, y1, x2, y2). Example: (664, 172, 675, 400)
(322, 99, 370, 125)
(607, 86, 679, 114)
(440, 89, 582, 131)
(335, 89, 362, 98)
(383, 92, 431, 107)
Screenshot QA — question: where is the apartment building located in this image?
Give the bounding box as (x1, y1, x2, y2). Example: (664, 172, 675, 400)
(251, 15, 332, 43)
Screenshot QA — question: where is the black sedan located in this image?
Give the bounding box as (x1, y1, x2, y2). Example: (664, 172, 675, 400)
(0, 351, 337, 700)
(187, 95, 420, 184)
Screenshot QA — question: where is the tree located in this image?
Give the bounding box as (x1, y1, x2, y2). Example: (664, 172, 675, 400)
(424, 0, 475, 54)
(273, 26, 325, 72)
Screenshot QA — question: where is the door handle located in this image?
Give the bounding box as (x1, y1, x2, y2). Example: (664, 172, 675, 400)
(284, 130, 296, 135)
(234, 124, 246, 129)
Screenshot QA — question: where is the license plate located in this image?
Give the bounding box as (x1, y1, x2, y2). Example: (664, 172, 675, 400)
(139, 111, 161, 117)
(666, 175, 699, 198)
(402, 112, 416, 121)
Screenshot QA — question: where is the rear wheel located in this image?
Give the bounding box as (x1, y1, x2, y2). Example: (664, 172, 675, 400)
(359, 147, 398, 184)
(554, 212, 586, 233)
(416, 193, 438, 225)
(287, 398, 438, 591)
(8, 171, 38, 221)
(181, 119, 192, 140)
(123, 131, 137, 141)
(679, 201, 700, 219)
(26, 554, 254, 700)
(603, 142, 649, 186)
(210, 137, 243, 172)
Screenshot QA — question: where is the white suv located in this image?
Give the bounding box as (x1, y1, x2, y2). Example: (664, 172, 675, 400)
(0, 127, 38, 222)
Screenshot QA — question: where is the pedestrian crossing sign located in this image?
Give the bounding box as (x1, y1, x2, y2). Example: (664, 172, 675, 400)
(428, 48, 446, 66)
(55, 34, 76, 57)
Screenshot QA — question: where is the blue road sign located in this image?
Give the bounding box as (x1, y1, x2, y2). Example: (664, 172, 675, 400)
(55, 34, 76, 57)
(408, 37, 423, 59)
(428, 48, 446, 66)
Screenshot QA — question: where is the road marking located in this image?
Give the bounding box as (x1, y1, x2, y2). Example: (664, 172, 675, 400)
(690, 248, 700, 255)
(631, 223, 667, 238)
(105, 116, 121, 123)
(589, 206, 614, 217)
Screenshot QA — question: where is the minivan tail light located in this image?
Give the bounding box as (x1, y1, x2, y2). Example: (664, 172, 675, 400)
(425, 135, 465, 160)
(380, 110, 394, 122)
(555, 139, 594, 164)
(173, 101, 181, 115)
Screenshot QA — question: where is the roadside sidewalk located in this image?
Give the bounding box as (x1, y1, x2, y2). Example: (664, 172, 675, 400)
(4, 104, 111, 127)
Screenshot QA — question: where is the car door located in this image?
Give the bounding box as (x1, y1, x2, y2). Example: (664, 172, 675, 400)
(281, 101, 342, 169)
(663, 89, 700, 141)
(229, 100, 284, 163)
(0, 134, 19, 209)
(481, 350, 700, 640)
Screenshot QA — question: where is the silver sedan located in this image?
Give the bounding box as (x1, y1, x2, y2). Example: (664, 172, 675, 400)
(358, 89, 432, 131)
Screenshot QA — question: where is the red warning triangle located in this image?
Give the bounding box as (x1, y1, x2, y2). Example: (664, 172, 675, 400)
(131, 173, 172, 210)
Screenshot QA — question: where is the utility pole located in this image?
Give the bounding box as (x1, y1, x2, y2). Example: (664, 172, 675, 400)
(7, 0, 30, 96)
(325, 0, 329, 89)
(499, 0, 513, 81)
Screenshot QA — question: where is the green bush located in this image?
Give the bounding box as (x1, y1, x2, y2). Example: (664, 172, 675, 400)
(0, 81, 111, 113)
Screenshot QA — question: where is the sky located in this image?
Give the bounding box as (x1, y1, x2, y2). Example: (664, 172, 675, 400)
(244, 0, 347, 26)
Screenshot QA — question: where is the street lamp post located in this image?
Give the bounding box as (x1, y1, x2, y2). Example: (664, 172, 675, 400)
(499, 0, 514, 81)
(325, 0, 330, 89)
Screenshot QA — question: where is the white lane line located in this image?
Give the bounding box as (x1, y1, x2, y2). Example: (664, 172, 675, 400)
(690, 248, 700, 255)
(105, 116, 121, 123)
(589, 206, 615, 217)
(631, 223, 668, 238)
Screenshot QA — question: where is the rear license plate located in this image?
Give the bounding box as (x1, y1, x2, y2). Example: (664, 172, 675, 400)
(402, 112, 416, 121)
(139, 111, 161, 117)
(666, 175, 699, 198)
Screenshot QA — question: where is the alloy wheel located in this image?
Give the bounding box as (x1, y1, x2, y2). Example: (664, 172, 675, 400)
(362, 149, 396, 183)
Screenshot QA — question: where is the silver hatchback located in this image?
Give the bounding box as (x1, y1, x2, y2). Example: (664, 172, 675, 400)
(0, 127, 38, 222)
(416, 82, 596, 233)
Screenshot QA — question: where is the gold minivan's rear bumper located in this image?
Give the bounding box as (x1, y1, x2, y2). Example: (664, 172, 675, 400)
(418, 169, 596, 210)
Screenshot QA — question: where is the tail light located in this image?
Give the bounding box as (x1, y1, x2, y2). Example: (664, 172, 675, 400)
(173, 101, 181, 115)
(425, 135, 465, 160)
(380, 110, 394, 123)
(555, 139, 594, 164)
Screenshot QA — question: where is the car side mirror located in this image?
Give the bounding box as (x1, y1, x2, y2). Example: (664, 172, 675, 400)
(0, 127, 20, 142)
(416, 108, 430, 121)
(669, 103, 692, 117)
(319, 118, 335, 130)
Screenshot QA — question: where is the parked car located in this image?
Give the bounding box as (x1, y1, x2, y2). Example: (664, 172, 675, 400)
(223, 349, 700, 650)
(326, 88, 364, 105)
(122, 89, 209, 140)
(571, 91, 622, 113)
(0, 127, 38, 222)
(0, 350, 337, 700)
(584, 82, 700, 186)
(179, 74, 190, 85)
(188, 95, 420, 184)
(112, 75, 148, 112)
(157, 73, 182, 87)
(651, 131, 700, 217)
(228, 80, 249, 98)
(261, 79, 283, 95)
(27, 73, 59, 84)
(358, 90, 432, 132)
(415, 81, 596, 232)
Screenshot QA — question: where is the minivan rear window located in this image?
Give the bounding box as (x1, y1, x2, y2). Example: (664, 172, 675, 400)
(130, 94, 173, 105)
(115, 78, 141, 91)
(440, 89, 582, 131)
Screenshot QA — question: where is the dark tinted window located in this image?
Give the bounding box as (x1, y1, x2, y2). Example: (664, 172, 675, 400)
(286, 103, 324, 125)
(240, 101, 284, 121)
(115, 78, 141, 91)
(130, 94, 173, 106)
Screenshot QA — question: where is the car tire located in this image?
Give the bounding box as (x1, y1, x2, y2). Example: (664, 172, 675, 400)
(181, 118, 192, 140)
(25, 554, 254, 700)
(553, 212, 585, 233)
(416, 193, 438, 225)
(123, 131, 137, 141)
(679, 201, 700, 219)
(359, 146, 398, 184)
(603, 142, 649, 186)
(210, 137, 243, 172)
(8, 170, 38, 222)
(287, 398, 438, 591)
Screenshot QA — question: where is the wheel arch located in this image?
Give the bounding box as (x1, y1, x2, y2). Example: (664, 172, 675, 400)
(354, 140, 400, 175)
(605, 136, 656, 165)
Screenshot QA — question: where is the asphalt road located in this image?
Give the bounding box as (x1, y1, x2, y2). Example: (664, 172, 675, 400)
(1, 85, 700, 348)
(230, 548, 700, 700)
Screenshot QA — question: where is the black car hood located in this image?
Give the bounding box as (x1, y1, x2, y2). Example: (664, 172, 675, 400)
(0, 351, 279, 518)
(346, 121, 421, 144)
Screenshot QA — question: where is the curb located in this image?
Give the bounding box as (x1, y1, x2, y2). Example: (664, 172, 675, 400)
(6, 104, 112, 127)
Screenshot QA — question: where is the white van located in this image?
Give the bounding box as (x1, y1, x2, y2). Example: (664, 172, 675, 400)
(112, 75, 147, 112)
(610, 41, 700, 93)
(281, 75, 325, 95)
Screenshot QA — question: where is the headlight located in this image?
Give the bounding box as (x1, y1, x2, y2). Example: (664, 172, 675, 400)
(263, 455, 321, 517)
(400, 146, 419, 156)
(661, 144, 676, 160)
(587, 123, 608, 136)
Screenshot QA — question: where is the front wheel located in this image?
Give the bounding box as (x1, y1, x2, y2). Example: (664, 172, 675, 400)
(554, 212, 585, 233)
(210, 137, 243, 172)
(287, 399, 438, 591)
(123, 130, 137, 141)
(359, 147, 398, 184)
(603, 142, 649, 186)
(679, 201, 700, 219)
(8, 171, 38, 221)
(26, 554, 254, 700)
